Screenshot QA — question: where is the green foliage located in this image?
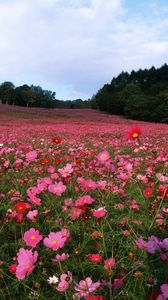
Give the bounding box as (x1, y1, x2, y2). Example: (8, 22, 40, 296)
(0, 83, 91, 109)
(93, 63, 168, 123)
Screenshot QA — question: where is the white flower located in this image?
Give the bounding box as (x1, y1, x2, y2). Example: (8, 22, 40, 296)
(47, 275, 59, 285)
(97, 206, 106, 211)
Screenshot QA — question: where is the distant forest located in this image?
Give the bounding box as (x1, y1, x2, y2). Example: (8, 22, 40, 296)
(91, 63, 168, 123)
(0, 83, 89, 109)
(0, 64, 168, 123)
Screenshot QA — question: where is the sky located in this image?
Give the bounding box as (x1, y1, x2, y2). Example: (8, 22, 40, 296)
(0, 0, 168, 100)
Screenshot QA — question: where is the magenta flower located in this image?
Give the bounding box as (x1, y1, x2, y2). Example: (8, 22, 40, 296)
(23, 228, 42, 248)
(16, 248, 38, 280)
(158, 284, 168, 300)
(160, 238, 168, 251)
(136, 236, 160, 254)
(43, 232, 65, 251)
(48, 182, 66, 196)
(113, 278, 123, 289)
(74, 277, 100, 297)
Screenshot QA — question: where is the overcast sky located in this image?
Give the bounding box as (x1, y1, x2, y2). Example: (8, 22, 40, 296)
(0, 0, 168, 100)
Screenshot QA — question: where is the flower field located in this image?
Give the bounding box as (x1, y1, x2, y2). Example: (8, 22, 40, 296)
(0, 105, 168, 300)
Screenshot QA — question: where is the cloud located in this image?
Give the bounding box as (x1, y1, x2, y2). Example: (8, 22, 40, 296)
(0, 0, 167, 99)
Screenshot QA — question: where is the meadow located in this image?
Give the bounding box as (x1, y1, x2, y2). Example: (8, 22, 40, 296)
(0, 105, 168, 300)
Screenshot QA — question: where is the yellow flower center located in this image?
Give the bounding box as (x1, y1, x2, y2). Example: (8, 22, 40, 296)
(31, 235, 36, 240)
(52, 240, 57, 245)
(101, 154, 107, 160)
(132, 132, 138, 138)
(82, 283, 88, 291)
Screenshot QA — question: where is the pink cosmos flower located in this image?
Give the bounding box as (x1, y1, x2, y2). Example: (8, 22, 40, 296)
(60, 271, 72, 283)
(105, 160, 116, 172)
(52, 253, 69, 263)
(80, 179, 97, 192)
(158, 284, 168, 300)
(92, 207, 107, 218)
(60, 228, 70, 242)
(36, 183, 47, 193)
(113, 278, 123, 289)
(129, 200, 139, 210)
(136, 236, 160, 254)
(74, 277, 100, 297)
(56, 280, 69, 292)
(104, 258, 116, 270)
(58, 164, 73, 178)
(23, 228, 42, 248)
(3, 160, 10, 168)
(16, 248, 38, 280)
(75, 195, 94, 207)
(26, 210, 38, 220)
(48, 182, 66, 196)
(56, 272, 72, 292)
(13, 159, 23, 167)
(26, 151, 38, 162)
(47, 166, 55, 174)
(28, 196, 41, 206)
(70, 207, 83, 220)
(97, 151, 110, 163)
(43, 232, 65, 251)
(97, 180, 107, 190)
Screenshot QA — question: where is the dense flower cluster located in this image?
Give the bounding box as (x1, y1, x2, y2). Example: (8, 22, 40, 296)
(0, 106, 167, 299)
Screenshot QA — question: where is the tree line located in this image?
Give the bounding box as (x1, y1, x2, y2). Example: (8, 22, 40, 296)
(91, 64, 168, 123)
(1, 64, 168, 123)
(0, 82, 90, 109)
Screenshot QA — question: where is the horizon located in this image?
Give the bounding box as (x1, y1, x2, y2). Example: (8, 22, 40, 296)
(0, 0, 168, 100)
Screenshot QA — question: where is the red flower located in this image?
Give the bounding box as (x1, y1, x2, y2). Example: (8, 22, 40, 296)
(9, 264, 17, 274)
(40, 157, 51, 165)
(55, 158, 63, 165)
(39, 169, 44, 174)
(16, 214, 24, 223)
(126, 126, 142, 140)
(52, 137, 61, 144)
(14, 202, 27, 214)
(62, 177, 71, 184)
(147, 290, 160, 300)
(86, 254, 103, 263)
(144, 188, 153, 198)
